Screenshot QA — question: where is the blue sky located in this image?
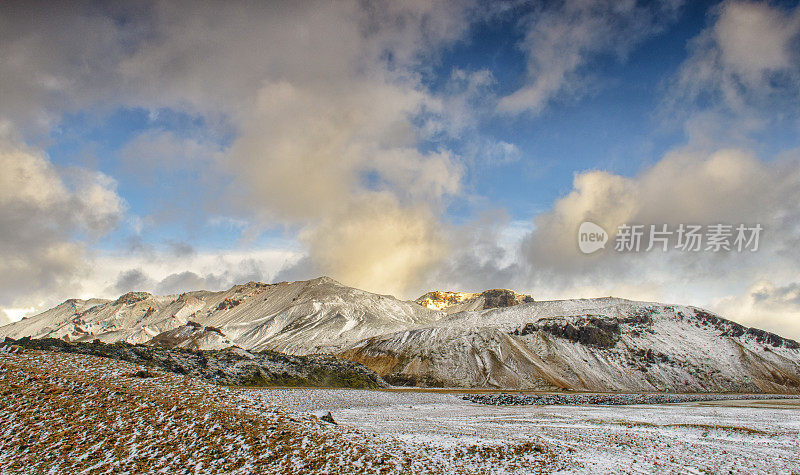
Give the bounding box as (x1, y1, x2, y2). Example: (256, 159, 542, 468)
(3, 0, 800, 338)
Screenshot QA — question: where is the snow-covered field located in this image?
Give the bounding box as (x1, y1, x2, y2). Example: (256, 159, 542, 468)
(246, 388, 800, 473)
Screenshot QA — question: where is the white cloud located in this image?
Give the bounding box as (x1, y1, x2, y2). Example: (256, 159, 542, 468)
(0, 309, 10, 327)
(673, 1, 800, 119)
(523, 147, 797, 265)
(0, 245, 300, 323)
(517, 146, 800, 338)
(714, 2, 798, 76)
(418, 211, 528, 296)
(499, 0, 683, 115)
(119, 129, 224, 183)
(93, 247, 303, 299)
(0, 133, 124, 309)
(70, 170, 125, 236)
(222, 75, 463, 295)
(300, 196, 447, 297)
(0, 307, 37, 326)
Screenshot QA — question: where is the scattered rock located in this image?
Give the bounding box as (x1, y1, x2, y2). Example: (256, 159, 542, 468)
(462, 392, 800, 406)
(215, 298, 243, 311)
(312, 410, 336, 424)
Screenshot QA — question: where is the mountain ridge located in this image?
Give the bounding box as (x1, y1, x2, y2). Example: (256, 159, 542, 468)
(2, 277, 799, 392)
(0, 277, 443, 355)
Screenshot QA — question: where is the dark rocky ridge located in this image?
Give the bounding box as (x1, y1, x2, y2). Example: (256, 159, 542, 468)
(4, 337, 386, 389)
(512, 315, 624, 348)
(510, 307, 800, 351)
(690, 309, 799, 349)
(147, 321, 229, 349)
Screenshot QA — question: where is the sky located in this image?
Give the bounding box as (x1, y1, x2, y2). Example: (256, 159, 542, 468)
(2, 0, 800, 339)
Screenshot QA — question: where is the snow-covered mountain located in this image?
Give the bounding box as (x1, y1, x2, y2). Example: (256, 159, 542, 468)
(3, 277, 799, 392)
(342, 298, 800, 392)
(0, 277, 441, 355)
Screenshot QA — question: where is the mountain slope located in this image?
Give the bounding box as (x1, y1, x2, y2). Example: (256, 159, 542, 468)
(0, 277, 442, 355)
(341, 298, 800, 392)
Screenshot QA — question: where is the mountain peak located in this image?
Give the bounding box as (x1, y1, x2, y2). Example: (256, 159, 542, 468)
(307, 276, 342, 286)
(415, 291, 479, 310)
(113, 292, 153, 306)
(415, 288, 533, 313)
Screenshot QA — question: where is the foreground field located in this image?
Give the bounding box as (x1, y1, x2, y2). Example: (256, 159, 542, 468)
(1, 347, 799, 474)
(0, 348, 555, 474)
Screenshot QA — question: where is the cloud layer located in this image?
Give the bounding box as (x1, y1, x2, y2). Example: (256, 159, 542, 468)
(2, 1, 800, 341)
(0, 0, 479, 299)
